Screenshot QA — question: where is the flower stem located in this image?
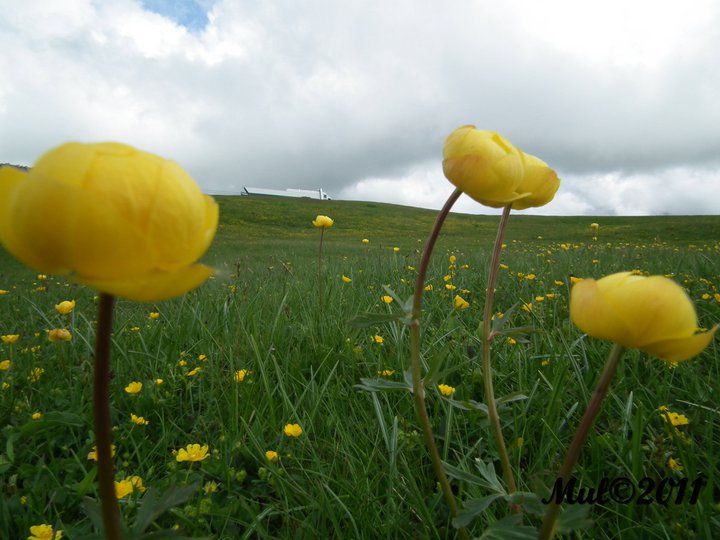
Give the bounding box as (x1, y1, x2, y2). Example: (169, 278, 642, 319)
(538, 342, 626, 540)
(93, 293, 123, 540)
(410, 188, 470, 540)
(482, 204, 517, 497)
(318, 228, 325, 308)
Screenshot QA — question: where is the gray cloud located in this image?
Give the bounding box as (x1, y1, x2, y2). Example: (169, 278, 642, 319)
(1, 0, 719, 215)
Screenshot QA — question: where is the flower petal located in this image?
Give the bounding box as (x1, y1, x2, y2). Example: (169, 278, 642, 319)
(641, 325, 718, 363)
(570, 275, 636, 345)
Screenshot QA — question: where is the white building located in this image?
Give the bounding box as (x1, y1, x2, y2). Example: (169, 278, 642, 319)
(240, 187, 331, 200)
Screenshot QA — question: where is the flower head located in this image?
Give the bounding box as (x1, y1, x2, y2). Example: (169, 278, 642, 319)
(453, 295, 470, 310)
(176, 443, 210, 462)
(590, 223, 600, 231)
(341, 275, 352, 283)
(131, 413, 149, 425)
(570, 272, 717, 363)
(47, 328, 72, 342)
(382, 295, 393, 304)
(371, 335, 384, 344)
(54, 300, 75, 315)
(0, 359, 10, 370)
(312, 215, 334, 228)
(148, 311, 160, 320)
(361, 238, 369, 244)
(28, 524, 63, 540)
(88, 444, 116, 461)
(0, 143, 218, 302)
(265, 450, 279, 462)
(438, 384, 456, 397)
(659, 406, 689, 427)
(283, 423, 303, 438)
(1, 334, 19, 344)
(234, 369, 250, 382)
(124, 381, 143, 394)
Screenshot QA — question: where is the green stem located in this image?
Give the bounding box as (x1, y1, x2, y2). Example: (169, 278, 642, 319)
(411, 188, 470, 540)
(93, 293, 123, 540)
(538, 343, 626, 540)
(482, 205, 517, 497)
(318, 228, 325, 309)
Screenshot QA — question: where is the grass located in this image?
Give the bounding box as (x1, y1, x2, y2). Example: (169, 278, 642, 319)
(1, 196, 719, 539)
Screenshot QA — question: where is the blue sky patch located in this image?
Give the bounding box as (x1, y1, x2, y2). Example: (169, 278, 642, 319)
(141, 0, 213, 31)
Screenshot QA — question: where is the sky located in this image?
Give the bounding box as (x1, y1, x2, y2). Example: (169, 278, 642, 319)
(1, 0, 719, 216)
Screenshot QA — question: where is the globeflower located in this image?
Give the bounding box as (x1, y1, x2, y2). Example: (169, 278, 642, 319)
(54, 300, 75, 315)
(28, 524, 63, 540)
(0, 142, 218, 302)
(438, 384, 456, 397)
(176, 443, 210, 462)
(453, 295, 470, 310)
(124, 381, 143, 394)
(1, 334, 19, 344)
(47, 328, 72, 342)
(570, 272, 717, 363)
(265, 450, 279, 462)
(283, 423, 303, 438)
(312, 215, 334, 228)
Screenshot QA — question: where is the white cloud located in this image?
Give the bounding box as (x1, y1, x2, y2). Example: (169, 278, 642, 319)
(1, 0, 719, 215)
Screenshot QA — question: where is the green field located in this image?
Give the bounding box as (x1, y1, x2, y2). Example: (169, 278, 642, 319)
(1, 197, 719, 539)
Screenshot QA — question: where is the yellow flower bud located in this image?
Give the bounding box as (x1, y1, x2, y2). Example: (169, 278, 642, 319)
(0, 143, 218, 302)
(570, 272, 717, 363)
(54, 300, 76, 315)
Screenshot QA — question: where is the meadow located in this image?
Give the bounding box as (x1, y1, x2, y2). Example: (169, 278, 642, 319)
(1, 196, 719, 539)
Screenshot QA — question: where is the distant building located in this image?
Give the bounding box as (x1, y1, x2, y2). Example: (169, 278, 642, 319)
(241, 187, 331, 200)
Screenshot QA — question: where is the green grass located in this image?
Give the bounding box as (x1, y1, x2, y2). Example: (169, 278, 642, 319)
(1, 197, 719, 539)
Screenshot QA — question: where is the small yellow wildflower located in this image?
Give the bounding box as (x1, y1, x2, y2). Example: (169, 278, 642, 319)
(234, 369, 250, 382)
(155, 378, 164, 385)
(445, 284, 457, 290)
(341, 275, 352, 283)
(28, 524, 63, 540)
(1, 334, 20, 344)
(176, 443, 210, 462)
(535, 296, 545, 302)
(499, 264, 509, 270)
(525, 274, 536, 281)
(424, 284, 433, 292)
(187, 367, 202, 377)
(265, 450, 279, 462)
(449, 255, 457, 265)
(32, 411, 42, 420)
(438, 384, 456, 397)
(378, 369, 395, 377)
(87, 444, 116, 461)
(659, 407, 689, 427)
(0, 289, 8, 294)
(28, 367, 45, 382)
(131, 413, 149, 426)
(20, 495, 27, 505)
(2, 382, 10, 390)
(362, 238, 369, 244)
(47, 329, 72, 342)
(312, 215, 334, 228)
(284, 423, 303, 438)
(569, 276, 583, 285)
(382, 295, 394, 304)
(393, 247, 400, 252)
(507, 337, 517, 345)
(198, 354, 208, 361)
(37, 274, 47, 280)
(443, 274, 452, 282)
(667, 457, 682, 471)
(125, 381, 143, 394)
(55, 300, 76, 315)
(516, 437, 524, 448)
(541, 359, 551, 367)
(372, 335, 384, 344)
(453, 295, 470, 310)
(545, 293, 556, 299)
(554, 280, 565, 286)
(149, 312, 160, 320)
(522, 303, 533, 313)
(203, 481, 219, 494)
(0, 359, 10, 370)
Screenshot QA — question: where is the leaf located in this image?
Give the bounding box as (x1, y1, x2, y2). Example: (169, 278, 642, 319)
(495, 392, 528, 406)
(474, 458, 506, 494)
(81, 497, 105, 533)
(452, 494, 504, 528)
(478, 514, 538, 539)
(445, 398, 489, 415)
(74, 467, 98, 497)
(133, 483, 200, 536)
(505, 491, 544, 516)
(354, 378, 412, 393)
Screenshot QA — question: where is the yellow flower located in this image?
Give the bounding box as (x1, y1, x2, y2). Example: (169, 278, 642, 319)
(234, 369, 250, 382)
(283, 423, 303, 438)
(155, 378, 164, 385)
(393, 247, 400, 252)
(554, 280, 565, 286)
(28, 524, 63, 540)
(511, 151, 561, 210)
(125, 381, 143, 394)
(187, 366, 202, 377)
(54, 300, 75, 314)
(87, 444, 116, 461)
(378, 369, 395, 377)
(659, 406, 690, 427)
(361, 238, 369, 244)
(449, 255, 457, 265)
(148, 311, 160, 320)
(437, 384, 456, 397)
(535, 296, 545, 302)
(312, 215, 334, 228)
(131, 413, 149, 425)
(203, 481, 219, 494)
(198, 354, 207, 361)
(115, 479, 135, 499)
(507, 337, 517, 345)
(0, 289, 8, 294)
(424, 284, 433, 292)
(382, 295, 393, 304)
(0, 143, 218, 302)
(522, 303, 533, 313)
(499, 264, 509, 270)
(570, 272, 718, 363)
(445, 284, 456, 290)
(453, 295, 470, 310)
(341, 275, 352, 283)
(525, 273, 536, 281)
(371, 335, 384, 344)
(176, 443, 210, 462)
(265, 450, 279, 462)
(1, 334, 19, 344)
(667, 457, 682, 471)
(590, 223, 600, 231)
(32, 411, 42, 420)
(47, 328, 72, 342)
(28, 367, 45, 382)
(0, 359, 10, 370)
(569, 276, 583, 285)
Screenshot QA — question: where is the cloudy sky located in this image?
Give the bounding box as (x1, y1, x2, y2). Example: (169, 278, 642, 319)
(2, 0, 719, 216)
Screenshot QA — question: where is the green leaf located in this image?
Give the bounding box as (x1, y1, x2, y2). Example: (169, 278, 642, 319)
(496, 392, 528, 406)
(556, 503, 592, 533)
(474, 458, 506, 494)
(445, 398, 489, 415)
(505, 491, 544, 516)
(133, 483, 200, 536)
(74, 467, 98, 497)
(355, 378, 412, 393)
(452, 494, 503, 528)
